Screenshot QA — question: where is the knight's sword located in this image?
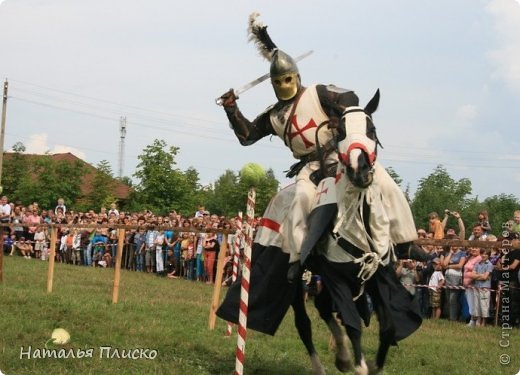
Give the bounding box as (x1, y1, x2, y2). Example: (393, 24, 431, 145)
(215, 50, 314, 106)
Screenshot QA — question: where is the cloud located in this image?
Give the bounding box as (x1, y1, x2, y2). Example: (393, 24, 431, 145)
(25, 133, 86, 159)
(486, 0, 520, 90)
(455, 104, 477, 122)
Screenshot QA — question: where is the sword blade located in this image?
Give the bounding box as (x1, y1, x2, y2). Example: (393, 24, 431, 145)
(216, 50, 314, 105)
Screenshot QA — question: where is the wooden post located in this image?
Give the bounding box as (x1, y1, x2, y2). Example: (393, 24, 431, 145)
(495, 284, 502, 326)
(112, 229, 126, 304)
(0, 80, 8, 191)
(209, 234, 228, 330)
(46, 226, 57, 293)
(0, 227, 4, 282)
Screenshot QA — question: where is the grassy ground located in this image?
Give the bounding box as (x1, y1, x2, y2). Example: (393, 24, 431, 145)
(0, 256, 519, 375)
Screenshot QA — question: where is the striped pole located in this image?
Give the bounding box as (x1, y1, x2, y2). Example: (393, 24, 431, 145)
(226, 212, 243, 336)
(235, 188, 255, 375)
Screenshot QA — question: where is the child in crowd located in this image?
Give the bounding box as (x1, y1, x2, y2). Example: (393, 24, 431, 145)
(155, 230, 165, 275)
(477, 210, 492, 235)
(166, 249, 177, 279)
(33, 226, 47, 260)
(3, 233, 14, 254)
(510, 210, 520, 234)
(428, 212, 444, 239)
(471, 249, 494, 326)
(11, 237, 34, 259)
(72, 230, 82, 265)
(428, 258, 445, 319)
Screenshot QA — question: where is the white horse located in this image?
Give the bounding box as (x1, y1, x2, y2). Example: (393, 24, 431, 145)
(218, 90, 423, 374)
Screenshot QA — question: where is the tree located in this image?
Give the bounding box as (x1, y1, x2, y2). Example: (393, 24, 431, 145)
(240, 167, 279, 217)
(411, 165, 473, 230)
(481, 194, 519, 235)
(207, 167, 279, 217)
(385, 166, 403, 187)
(131, 139, 201, 215)
(84, 160, 117, 211)
(53, 159, 85, 207)
(2, 142, 30, 202)
(208, 170, 240, 217)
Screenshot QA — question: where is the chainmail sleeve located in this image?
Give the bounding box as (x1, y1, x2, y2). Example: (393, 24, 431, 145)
(224, 104, 276, 146)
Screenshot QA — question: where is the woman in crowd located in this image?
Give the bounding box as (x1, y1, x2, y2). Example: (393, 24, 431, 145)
(441, 235, 467, 321)
(463, 247, 482, 327)
(203, 231, 220, 284)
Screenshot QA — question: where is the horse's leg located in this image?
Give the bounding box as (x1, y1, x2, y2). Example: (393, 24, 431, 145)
(367, 285, 394, 373)
(343, 324, 369, 375)
(292, 281, 325, 375)
(314, 286, 352, 372)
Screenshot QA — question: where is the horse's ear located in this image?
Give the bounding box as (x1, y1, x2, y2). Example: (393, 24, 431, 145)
(364, 89, 380, 116)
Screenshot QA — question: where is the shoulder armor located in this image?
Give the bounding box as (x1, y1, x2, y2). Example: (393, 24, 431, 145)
(325, 84, 352, 94)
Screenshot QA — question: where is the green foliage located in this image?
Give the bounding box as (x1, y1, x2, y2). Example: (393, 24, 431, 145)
(83, 160, 116, 212)
(129, 139, 203, 216)
(206, 170, 238, 217)
(2, 148, 86, 208)
(240, 162, 265, 187)
(206, 168, 279, 217)
(482, 194, 519, 235)
(411, 165, 473, 230)
(385, 166, 403, 187)
(409, 165, 519, 236)
(2, 142, 30, 201)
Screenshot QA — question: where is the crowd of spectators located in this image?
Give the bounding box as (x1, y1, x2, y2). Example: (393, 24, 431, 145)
(2, 194, 519, 327)
(397, 209, 520, 328)
(1, 197, 250, 285)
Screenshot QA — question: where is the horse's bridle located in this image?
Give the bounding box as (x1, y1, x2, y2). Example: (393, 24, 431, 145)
(336, 107, 379, 173)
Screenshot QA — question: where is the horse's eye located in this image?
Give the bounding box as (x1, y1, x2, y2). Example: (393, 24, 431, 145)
(284, 76, 292, 84)
(274, 79, 281, 85)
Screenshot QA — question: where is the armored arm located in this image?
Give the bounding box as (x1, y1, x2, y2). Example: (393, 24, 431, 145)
(220, 89, 276, 146)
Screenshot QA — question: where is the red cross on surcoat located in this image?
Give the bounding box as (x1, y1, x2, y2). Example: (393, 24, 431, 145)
(289, 115, 317, 149)
(316, 186, 329, 205)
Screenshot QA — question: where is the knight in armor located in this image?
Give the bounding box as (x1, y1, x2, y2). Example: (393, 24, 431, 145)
(219, 13, 359, 268)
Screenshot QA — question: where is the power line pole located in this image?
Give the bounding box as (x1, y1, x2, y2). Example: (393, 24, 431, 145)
(118, 116, 126, 179)
(0, 79, 8, 194)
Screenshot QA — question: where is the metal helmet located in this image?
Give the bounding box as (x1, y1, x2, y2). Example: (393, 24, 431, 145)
(270, 50, 300, 101)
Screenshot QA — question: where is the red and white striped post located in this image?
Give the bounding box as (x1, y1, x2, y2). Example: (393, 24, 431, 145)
(226, 212, 243, 336)
(235, 188, 255, 375)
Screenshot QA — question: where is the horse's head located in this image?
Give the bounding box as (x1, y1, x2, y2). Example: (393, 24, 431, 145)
(337, 90, 380, 188)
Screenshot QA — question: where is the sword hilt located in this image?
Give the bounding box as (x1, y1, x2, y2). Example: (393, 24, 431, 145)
(215, 89, 238, 107)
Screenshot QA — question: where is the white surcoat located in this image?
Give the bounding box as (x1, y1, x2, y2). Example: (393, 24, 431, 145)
(269, 85, 334, 159)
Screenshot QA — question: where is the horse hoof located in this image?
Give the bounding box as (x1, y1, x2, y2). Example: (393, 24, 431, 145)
(366, 359, 382, 374)
(310, 353, 326, 375)
(335, 356, 353, 372)
(334, 339, 353, 372)
(354, 359, 369, 375)
(311, 363, 326, 375)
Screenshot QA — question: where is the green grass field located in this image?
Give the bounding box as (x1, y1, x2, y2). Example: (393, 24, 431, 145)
(0, 256, 518, 375)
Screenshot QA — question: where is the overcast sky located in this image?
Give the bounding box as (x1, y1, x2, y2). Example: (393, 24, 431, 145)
(0, 0, 519, 201)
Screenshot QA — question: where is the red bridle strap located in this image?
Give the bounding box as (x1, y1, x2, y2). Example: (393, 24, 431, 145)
(339, 142, 376, 166)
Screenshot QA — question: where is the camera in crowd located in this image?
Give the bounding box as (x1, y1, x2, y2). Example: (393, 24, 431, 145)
(445, 209, 453, 216)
